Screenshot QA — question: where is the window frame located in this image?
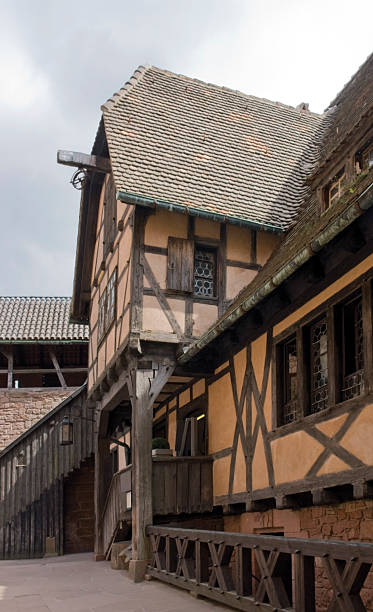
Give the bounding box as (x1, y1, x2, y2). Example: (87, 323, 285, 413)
(193, 243, 218, 300)
(322, 167, 346, 211)
(272, 271, 373, 431)
(98, 267, 117, 344)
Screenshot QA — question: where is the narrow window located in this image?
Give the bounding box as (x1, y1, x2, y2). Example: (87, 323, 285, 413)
(278, 336, 298, 425)
(323, 169, 345, 210)
(308, 317, 328, 414)
(341, 292, 364, 401)
(98, 268, 117, 342)
(194, 246, 217, 298)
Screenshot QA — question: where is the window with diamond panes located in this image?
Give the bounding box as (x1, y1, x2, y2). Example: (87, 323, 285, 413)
(194, 247, 216, 298)
(341, 292, 364, 401)
(308, 317, 328, 414)
(279, 336, 298, 425)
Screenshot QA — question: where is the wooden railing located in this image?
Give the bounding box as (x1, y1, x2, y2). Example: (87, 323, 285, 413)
(152, 456, 213, 515)
(101, 465, 132, 556)
(147, 526, 373, 611)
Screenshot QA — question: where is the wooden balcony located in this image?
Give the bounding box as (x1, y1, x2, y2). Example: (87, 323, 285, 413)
(152, 456, 213, 516)
(101, 456, 213, 556)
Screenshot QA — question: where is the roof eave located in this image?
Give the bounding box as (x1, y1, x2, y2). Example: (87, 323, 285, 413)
(117, 190, 284, 234)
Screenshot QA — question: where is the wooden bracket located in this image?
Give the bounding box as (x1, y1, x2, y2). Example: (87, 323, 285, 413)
(57, 150, 111, 173)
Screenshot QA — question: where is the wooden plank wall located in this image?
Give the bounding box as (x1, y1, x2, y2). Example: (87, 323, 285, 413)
(0, 385, 95, 559)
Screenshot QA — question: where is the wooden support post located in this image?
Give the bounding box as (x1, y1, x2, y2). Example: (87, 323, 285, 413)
(190, 417, 197, 457)
(129, 360, 174, 582)
(94, 410, 111, 561)
(1, 347, 14, 389)
(49, 350, 67, 388)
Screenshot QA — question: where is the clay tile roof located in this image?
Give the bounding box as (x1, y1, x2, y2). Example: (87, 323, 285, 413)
(101, 65, 324, 230)
(0, 297, 89, 342)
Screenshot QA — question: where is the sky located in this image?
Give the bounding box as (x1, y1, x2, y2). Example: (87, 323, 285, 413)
(1, 0, 372, 296)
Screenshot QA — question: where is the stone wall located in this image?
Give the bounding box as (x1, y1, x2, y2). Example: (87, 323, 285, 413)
(63, 456, 95, 554)
(224, 500, 373, 610)
(0, 388, 76, 450)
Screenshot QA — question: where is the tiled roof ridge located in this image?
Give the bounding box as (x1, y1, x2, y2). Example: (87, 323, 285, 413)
(101, 64, 150, 112)
(325, 51, 373, 111)
(102, 64, 323, 118)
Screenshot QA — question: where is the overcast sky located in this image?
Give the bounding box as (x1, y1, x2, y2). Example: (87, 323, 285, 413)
(1, 0, 372, 296)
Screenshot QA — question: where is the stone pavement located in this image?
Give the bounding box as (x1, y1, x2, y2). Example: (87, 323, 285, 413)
(0, 553, 225, 612)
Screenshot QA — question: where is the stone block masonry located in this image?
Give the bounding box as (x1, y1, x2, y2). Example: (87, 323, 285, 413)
(224, 500, 373, 611)
(0, 388, 76, 450)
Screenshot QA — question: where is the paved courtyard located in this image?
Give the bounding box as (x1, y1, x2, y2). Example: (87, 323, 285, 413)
(0, 553, 225, 612)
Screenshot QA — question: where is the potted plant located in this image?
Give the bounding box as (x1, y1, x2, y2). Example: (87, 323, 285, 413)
(152, 437, 173, 457)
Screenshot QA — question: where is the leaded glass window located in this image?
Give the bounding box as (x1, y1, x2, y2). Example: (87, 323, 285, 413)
(194, 247, 216, 298)
(309, 317, 328, 414)
(279, 336, 298, 425)
(341, 293, 364, 401)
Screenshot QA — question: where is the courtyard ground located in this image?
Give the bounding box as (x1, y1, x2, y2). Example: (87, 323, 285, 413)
(0, 553, 223, 612)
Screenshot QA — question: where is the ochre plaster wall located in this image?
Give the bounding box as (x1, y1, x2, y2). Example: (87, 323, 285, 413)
(141, 210, 273, 341)
(274, 253, 373, 336)
(169, 255, 373, 502)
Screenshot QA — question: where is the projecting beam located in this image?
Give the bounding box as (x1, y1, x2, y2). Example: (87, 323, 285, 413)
(57, 150, 111, 173)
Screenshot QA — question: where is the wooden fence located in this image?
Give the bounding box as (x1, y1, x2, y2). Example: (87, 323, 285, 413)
(147, 525, 373, 611)
(0, 385, 94, 559)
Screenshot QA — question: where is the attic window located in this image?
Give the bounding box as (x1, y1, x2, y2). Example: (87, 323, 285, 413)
(323, 169, 345, 211)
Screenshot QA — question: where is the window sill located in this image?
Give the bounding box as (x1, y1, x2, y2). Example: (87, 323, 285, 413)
(269, 390, 371, 440)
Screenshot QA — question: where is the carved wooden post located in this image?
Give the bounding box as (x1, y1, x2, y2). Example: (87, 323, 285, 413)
(129, 359, 174, 582)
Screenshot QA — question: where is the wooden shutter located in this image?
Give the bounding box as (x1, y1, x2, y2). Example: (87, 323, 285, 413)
(167, 238, 194, 292)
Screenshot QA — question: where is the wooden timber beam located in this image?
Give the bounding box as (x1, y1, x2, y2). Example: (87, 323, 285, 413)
(57, 150, 111, 173)
(49, 350, 67, 388)
(0, 367, 87, 375)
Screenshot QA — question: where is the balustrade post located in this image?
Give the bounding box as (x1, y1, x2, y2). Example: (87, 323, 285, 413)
(294, 553, 315, 611)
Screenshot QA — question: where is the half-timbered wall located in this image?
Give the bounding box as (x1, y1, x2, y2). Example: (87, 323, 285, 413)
(88, 175, 279, 393)
(140, 208, 278, 343)
(155, 253, 373, 506)
(88, 174, 133, 391)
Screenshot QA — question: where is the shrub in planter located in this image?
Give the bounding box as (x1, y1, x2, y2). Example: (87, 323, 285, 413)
(152, 437, 172, 456)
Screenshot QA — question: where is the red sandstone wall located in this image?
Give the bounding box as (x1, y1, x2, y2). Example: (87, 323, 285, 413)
(0, 388, 76, 450)
(63, 456, 95, 554)
(224, 501, 373, 610)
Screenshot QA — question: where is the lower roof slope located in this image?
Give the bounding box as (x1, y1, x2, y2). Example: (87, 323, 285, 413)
(101, 66, 323, 231)
(0, 297, 89, 343)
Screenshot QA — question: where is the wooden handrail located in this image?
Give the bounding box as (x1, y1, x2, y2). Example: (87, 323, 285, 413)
(100, 465, 132, 528)
(147, 526, 373, 611)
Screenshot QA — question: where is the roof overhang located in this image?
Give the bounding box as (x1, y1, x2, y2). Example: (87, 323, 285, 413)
(71, 171, 105, 323)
